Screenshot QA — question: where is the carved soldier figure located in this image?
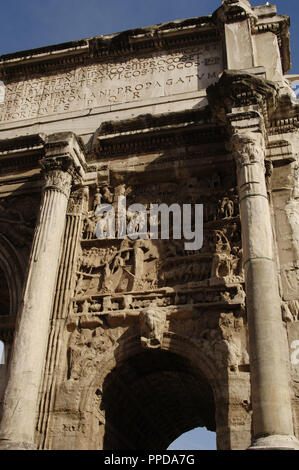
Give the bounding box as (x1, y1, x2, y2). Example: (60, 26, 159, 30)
(93, 187, 102, 211)
(218, 197, 234, 218)
(83, 212, 96, 240)
(102, 185, 113, 204)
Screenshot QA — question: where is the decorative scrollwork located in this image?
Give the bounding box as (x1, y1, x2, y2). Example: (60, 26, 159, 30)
(40, 156, 76, 197)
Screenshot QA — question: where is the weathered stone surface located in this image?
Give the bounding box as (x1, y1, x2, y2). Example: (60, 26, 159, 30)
(0, 44, 223, 123)
(0, 0, 298, 451)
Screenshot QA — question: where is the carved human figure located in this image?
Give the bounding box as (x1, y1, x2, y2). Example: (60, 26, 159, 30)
(67, 328, 114, 380)
(83, 212, 96, 240)
(102, 185, 113, 204)
(67, 328, 93, 380)
(139, 306, 166, 349)
(101, 263, 114, 293)
(281, 302, 294, 322)
(93, 187, 102, 211)
(75, 273, 87, 297)
(219, 197, 234, 218)
(223, 337, 242, 371)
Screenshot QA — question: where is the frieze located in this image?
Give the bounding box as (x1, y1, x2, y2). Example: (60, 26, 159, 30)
(70, 283, 245, 321)
(0, 44, 223, 123)
(66, 308, 248, 381)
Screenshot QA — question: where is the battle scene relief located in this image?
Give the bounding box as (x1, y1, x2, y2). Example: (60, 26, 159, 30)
(72, 168, 244, 317)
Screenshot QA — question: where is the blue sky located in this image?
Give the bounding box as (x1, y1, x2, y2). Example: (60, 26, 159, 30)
(0, 0, 298, 450)
(168, 428, 217, 450)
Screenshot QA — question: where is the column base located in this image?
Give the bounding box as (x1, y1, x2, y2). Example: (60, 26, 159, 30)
(249, 435, 299, 450)
(0, 439, 37, 450)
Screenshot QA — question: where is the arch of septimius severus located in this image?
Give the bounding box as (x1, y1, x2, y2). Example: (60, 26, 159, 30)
(0, 0, 299, 450)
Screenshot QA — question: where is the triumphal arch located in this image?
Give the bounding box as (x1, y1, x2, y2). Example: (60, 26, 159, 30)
(0, 0, 299, 450)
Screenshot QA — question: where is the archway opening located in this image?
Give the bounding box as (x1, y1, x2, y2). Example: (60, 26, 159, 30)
(100, 349, 216, 450)
(0, 267, 10, 367)
(0, 267, 10, 316)
(0, 341, 4, 365)
(167, 427, 216, 450)
(0, 339, 6, 405)
(0, 266, 12, 401)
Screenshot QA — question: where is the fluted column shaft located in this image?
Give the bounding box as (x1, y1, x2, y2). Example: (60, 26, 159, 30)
(0, 157, 74, 449)
(231, 131, 295, 446)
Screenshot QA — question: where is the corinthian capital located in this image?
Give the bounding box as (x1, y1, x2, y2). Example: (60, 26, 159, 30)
(39, 132, 86, 198)
(40, 156, 75, 198)
(229, 131, 265, 167)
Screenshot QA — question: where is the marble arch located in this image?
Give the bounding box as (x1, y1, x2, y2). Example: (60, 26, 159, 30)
(0, 0, 299, 450)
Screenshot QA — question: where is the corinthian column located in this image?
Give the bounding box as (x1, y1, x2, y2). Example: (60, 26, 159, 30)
(231, 130, 298, 449)
(207, 68, 299, 449)
(0, 151, 79, 449)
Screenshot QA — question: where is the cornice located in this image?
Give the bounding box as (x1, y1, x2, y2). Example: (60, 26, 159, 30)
(206, 69, 278, 128)
(0, 134, 45, 154)
(0, 17, 219, 79)
(266, 139, 295, 164)
(0, 132, 88, 180)
(269, 116, 299, 135)
(90, 108, 226, 159)
(0, 134, 45, 175)
(215, 2, 255, 24)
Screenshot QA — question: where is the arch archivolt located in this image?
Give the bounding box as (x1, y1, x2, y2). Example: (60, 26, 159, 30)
(49, 307, 251, 449)
(77, 332, 221, 410)
(64, 307, 249, 389)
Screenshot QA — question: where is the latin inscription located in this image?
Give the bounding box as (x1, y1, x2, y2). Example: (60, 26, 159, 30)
(0, 43, 223, 122)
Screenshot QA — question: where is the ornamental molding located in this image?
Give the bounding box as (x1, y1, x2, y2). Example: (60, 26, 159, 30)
(228, 131, 265, 168)
(207, 70, 278, 126)
(0, 18, 219, 79)
(39, 156, 74, 197)
(90, 109, 226, 159)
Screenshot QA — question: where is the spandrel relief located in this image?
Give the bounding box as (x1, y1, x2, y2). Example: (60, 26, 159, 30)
(67, 326, 119, 381)
(66, 306, 248, 387)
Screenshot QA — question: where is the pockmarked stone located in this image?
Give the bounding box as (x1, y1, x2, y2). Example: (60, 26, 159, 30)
(0, 0, 299, 451)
